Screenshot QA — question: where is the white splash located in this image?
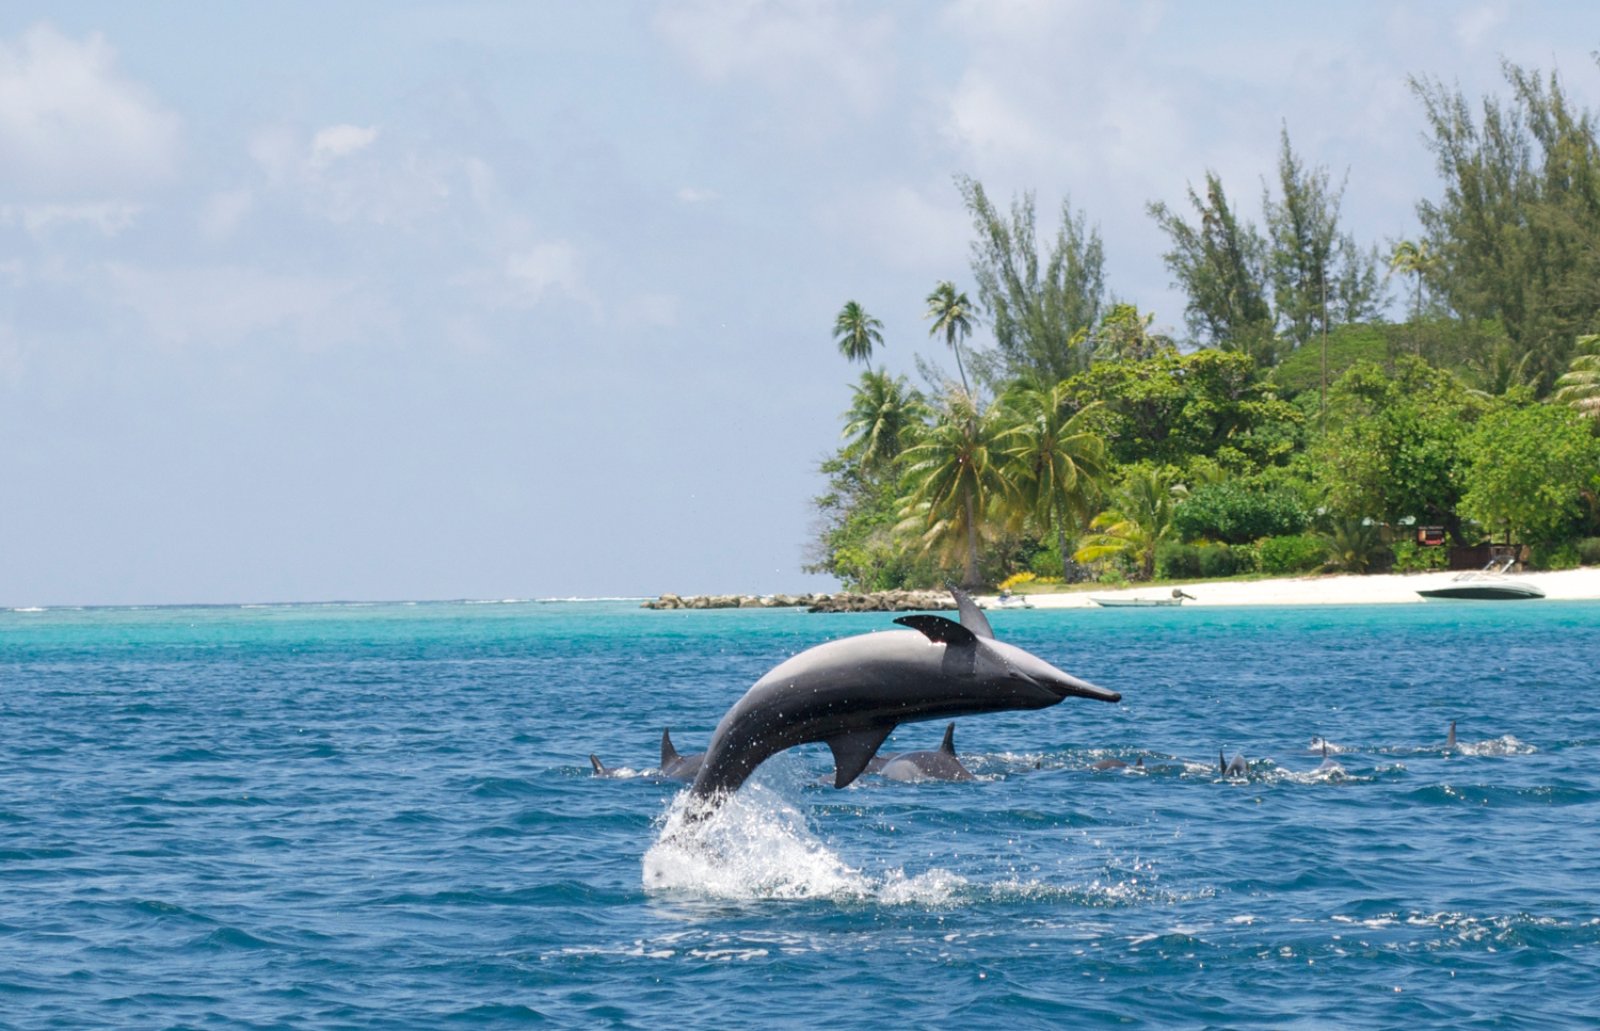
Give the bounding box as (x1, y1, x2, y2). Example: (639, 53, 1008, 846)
(642, 780, 970, 905)
(643, 784, 874, 901)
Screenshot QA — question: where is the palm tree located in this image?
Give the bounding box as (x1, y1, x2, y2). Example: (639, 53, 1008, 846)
(1554, 334, 1600, 423)
(1319, 516, 1387, 573)
(896, 391, 1017, 588)
(1073, 467, 1187, 580)
(841, 370, 926, 470)
(833, 301, 883, 370)
(1388, 239, 1436, 323)
(1000, 381, 1107, 580)
(1464, 338, 1538, 397)
(924, 281, 976, 396)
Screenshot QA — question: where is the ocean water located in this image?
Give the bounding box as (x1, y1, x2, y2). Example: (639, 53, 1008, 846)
(3, 598, 1599, 1029)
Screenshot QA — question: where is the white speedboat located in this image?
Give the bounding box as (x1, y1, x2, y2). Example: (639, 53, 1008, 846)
(1417, 558, 1544, 601)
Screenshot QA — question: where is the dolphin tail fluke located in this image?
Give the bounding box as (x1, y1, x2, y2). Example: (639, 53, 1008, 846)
(827, 725, 896, 788)
(662, 727, 680, 767)
(590, 754, 607, 776)
(940, 722, 956, 755)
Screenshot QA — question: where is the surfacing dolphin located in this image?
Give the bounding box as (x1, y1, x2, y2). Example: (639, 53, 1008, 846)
(878, 722, 974, 783)
(658, 728, 704, 781)
(590, 727, 705, 781)
(1314, 741, 1343, 775)
(1220, 751, 1250, 779)
(685, 586, 1119, 811)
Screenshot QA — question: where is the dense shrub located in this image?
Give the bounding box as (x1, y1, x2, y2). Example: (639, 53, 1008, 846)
(1155, 542, 1254, 580)
(1257, 533, 1325, 574)
(1391, 539, 1449, 572)
(1173, 482, 1309, 545)
(1578, 538, 1600, 566)
(1529, 542, 1582, 570)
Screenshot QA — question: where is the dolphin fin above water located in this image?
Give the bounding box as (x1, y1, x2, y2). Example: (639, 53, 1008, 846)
(893, 614, 977, 646)
(1447, 720, 1457, 750)
(948, 583, 995, 640)
(827, 726, 896, 788)
(590, 754, 609, 776)
(879, 722, 974, 783)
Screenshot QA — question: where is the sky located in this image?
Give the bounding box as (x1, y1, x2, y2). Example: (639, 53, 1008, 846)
(2, 2, 1597, 606)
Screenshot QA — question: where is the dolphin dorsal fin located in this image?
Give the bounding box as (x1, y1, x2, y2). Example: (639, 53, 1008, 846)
(661, 727, 679, 767)
(1219, 749, 1225, 775)
(940, 722, 956, 755)
(895, 614, 977, 647)
(947, 584, 995, 640)
(590, 754, 607, 776)
(827, 725, 895, 789)
(1447, 720, 1456, 749)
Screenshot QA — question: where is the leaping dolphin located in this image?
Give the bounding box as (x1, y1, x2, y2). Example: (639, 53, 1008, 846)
(685, 586, 1119, 810)
(878, 722, 974, 782)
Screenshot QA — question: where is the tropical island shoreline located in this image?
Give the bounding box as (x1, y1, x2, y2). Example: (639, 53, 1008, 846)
(644, 566, 1600, 612)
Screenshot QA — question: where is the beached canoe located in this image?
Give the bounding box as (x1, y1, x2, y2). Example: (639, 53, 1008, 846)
(1091, 589, 1195, 608)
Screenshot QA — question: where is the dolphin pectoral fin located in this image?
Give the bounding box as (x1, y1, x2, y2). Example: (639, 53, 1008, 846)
(894, 614, 977, 647)
(827, 725, 896, 788)
(590, 754, 607, 776)
(947, 584, 995, 640)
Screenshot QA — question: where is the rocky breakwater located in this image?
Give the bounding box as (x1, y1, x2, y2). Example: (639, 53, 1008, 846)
(641, 589, 955, 613)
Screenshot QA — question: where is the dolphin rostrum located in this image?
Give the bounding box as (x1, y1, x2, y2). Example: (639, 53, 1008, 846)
(878, 722, 974, 782)
(685, 586, 1119, 809)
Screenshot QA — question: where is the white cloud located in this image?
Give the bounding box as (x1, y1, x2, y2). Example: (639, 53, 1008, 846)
(1454, 3, 1510, 51)
(197, 189, 254, 241)
(248, 121, 454, 226)
(309, 124, 379, 168)
(0, 24, 180, 199)
(505, 243, 584, 305)
(818, 182, 969, 274)
(0, 201, 144, 237)
(0, 320, 25, 387)
(654, 0, 895, 114)
(106, 263, 382, 350)
(677, 186, 719, 205)
(619, 291, 680, 328)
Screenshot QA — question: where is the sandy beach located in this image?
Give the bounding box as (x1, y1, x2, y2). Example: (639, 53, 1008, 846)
(984, 566, 1600, 609)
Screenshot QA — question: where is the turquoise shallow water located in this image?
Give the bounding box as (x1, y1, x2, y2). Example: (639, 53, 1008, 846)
(3, 598, 1599, 1028)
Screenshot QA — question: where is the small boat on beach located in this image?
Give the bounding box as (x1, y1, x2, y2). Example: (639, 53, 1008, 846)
(1091, 589, 1196, 608)
(1417, 558, 1545, 601)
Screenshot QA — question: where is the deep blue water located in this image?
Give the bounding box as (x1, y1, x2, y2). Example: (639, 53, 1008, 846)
(3, 598, 1599, 1029)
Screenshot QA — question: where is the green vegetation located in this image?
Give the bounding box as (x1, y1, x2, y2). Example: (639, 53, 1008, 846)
(806, 58, 1600, 591)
